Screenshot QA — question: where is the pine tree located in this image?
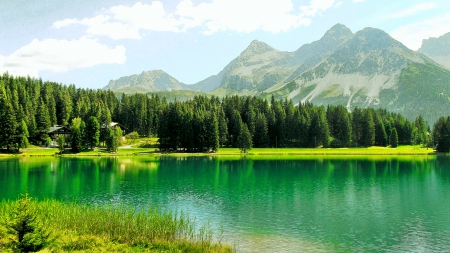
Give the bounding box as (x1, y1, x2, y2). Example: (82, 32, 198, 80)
(34, 99, 51, 146)
(70, 117, 85, 153)
(85, 116, 100, 149)
(15, 120, 30, 152)
(434, 117, 450, 152)
(237, 122, 252, 153)
(360, 110, 375, 147)
(0, 87, 17, 151)
(390, 128, 399, 148)
(253, 112, 269, 148)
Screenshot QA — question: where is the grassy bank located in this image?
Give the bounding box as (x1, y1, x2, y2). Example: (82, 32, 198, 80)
(0, 145, 437, 157)
(0, 195, 234, 252)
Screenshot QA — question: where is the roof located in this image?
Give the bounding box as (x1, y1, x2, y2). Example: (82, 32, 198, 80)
(101, 122, 127, 129)
(48, 125, 70, 133)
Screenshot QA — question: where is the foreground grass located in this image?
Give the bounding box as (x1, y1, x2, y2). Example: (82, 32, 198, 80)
(0, 198, 234, 253)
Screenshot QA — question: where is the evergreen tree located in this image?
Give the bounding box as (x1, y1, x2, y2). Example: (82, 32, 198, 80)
(253, 112, 269, 148)
(374, 113, 388, 146)
(70, 117, 85, 153)
(15, 120, 30, 152)
(34, 99, 51, 146)
(85, 116, 100, 149)
(237, 122, 252, 153)
(217, 107, 228, 147)
(351, 107, 363, 147)
(0, 87, 17, 150)
(360, 110, 375, 147)
(433, 116, 450, 152)
(390, 128, 398, 148)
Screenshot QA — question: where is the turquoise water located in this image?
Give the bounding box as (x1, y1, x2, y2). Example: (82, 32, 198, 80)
(1, 156, 450, 252)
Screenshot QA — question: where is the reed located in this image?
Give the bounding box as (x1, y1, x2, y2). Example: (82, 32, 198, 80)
(0, 198, 234, 252)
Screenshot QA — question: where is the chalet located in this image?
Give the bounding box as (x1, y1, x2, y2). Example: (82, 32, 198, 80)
(101, 122, 127, 134)
(48, 125, 70, 147)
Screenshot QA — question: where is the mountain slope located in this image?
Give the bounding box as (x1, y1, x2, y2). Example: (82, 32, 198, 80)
(104, 70, 188, 94)
(418, 32, 450, 69)
(104, 24, 450, 123)
(269, 27, 450, 123)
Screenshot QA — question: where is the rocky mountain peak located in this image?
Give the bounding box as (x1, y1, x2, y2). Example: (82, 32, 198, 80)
(322, 23, 353, 41)
(242, 40, 276, 55)
(419, 32, 450, 57)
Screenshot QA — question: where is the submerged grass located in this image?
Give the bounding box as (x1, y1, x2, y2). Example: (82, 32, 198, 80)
(0, 199, 234, 252)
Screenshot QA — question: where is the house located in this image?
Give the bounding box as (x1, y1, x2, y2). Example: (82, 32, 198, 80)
(101, 122, 127, 134)
(48, 125, 70, 147)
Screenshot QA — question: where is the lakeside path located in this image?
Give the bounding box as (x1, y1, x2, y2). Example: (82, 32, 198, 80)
(0, 146, 439, 157)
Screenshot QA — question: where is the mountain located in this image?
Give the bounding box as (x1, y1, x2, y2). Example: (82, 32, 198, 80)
(103, 70, 188, 94)
(418, 32, 450, 69)
(272, 27, 450, 122)
(104, 24, 450, 123)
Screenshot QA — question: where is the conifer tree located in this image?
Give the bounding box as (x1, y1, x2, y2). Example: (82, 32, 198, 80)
(70, 117, 85, 152)
(237, 122, 252, 153)
(85, 116, 100, 149)
(35, 99, 51, 146)
(390, 128, 399, 148)
(0, 87, 17, 150)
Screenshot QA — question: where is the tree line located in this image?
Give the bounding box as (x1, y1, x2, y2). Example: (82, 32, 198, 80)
(1, 72, 450, 153)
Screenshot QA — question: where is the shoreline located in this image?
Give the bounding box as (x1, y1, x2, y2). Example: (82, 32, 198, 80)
(0, 146, 441, 157)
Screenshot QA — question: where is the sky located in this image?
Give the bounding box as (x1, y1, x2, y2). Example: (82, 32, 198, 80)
(1, 0, 449, 89)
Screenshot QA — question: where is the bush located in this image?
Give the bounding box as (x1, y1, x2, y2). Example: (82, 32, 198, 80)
(5, 193, 50, 252)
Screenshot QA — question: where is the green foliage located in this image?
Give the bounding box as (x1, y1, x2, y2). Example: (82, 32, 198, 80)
(110, 126, 123, 153)
(390, 128, 399, 148)
(433, 116, 450, 152)
(237, 123, 252, 153)
(34, 99, 51, 146)
(85, 116, 100, 149)
(55, 135, 65, 154)
(70, 117, 85, 153)
(4, 193, 50, 252)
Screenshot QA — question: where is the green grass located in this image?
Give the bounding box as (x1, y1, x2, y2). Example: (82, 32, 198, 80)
(216, 146, 435, 155)
(0, 142, 438, 157)
(0, 198, 234, 253)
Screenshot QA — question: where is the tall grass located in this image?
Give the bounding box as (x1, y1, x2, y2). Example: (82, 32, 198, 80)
(0, 199, 234, 252)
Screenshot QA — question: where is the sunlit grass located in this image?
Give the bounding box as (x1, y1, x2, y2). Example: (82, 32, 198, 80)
(0, 199, 234, 252)
(0, 143, 437, 157)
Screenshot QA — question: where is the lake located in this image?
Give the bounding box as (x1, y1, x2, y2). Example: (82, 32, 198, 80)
(1, 156, 450, 252)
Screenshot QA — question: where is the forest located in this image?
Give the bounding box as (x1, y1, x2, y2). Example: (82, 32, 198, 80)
(1, 72, 450, 153)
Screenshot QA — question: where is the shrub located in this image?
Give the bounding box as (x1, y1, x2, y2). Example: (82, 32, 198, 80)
(5, 193, 50, 252)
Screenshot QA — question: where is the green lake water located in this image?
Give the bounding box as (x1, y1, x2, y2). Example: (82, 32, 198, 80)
(1, 156, 450, 252)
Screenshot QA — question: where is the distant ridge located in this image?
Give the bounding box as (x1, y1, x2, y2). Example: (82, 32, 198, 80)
(103, 24, 450, 123)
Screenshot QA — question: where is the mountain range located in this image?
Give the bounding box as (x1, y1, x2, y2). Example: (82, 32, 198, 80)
(103, 24, 450, 124)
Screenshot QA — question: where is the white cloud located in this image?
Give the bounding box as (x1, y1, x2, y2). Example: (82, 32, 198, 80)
(300, 0, 336, 17)
(390, 3, 436, 18)
(0, 37, 126, 77)
(54, 1, 179, 40)
(176, 0, 312, 34)
(54, 0, 340, 37)
(390, 13, 450, 50)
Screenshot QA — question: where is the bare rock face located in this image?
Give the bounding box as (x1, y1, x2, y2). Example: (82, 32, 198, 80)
(418, 32, 450, 69)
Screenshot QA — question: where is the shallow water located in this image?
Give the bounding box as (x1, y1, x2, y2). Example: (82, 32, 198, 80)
(1, 156, 450, 252)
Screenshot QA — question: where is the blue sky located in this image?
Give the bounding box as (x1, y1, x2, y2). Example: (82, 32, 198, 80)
(1, 0, 449, 89)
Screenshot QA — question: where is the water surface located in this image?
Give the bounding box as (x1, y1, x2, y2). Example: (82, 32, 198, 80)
(1, 156, 450, 252)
